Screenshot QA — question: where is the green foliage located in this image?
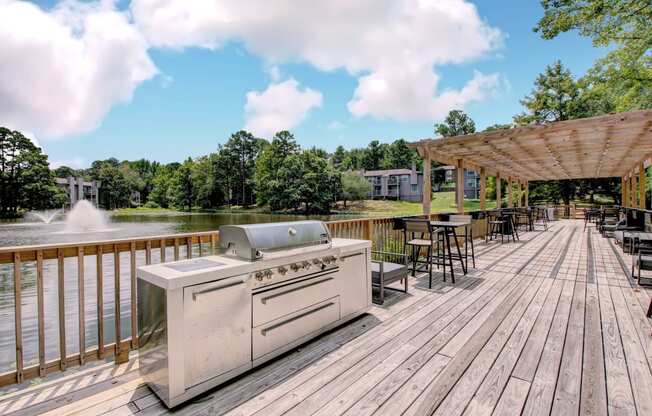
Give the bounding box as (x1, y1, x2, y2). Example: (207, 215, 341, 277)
(53, 165, 78, 178)
(149, 164, 177, 208)
(170, 158, 195, 211)
(91, 160, 131, 209)
(514, 61, 586, 124)
(218, 131, 266, 207)
(536, 0, 652, 111)
(383, 139, 420, 169)
(340, 171, 371, 208)
(0, 127, 65, 217)
(255, 131, 301, 210)
(482, 123, 513, 132)
(362, 140, 388, 170)
(434, 110, 476, 137)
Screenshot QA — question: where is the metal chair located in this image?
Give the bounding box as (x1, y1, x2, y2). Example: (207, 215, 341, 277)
(371, 250, 408, 304)
(403, 218, 442, 288)
(632, 240, 652, 285)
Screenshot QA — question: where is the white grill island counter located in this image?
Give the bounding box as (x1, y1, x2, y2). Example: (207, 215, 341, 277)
(137, 221, 371, 408)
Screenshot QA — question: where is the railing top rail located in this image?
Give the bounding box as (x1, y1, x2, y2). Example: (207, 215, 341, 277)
(0, 230, 219, 255)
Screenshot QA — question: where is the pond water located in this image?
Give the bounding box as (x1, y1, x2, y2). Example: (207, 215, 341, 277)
(0, 211, 357, 373)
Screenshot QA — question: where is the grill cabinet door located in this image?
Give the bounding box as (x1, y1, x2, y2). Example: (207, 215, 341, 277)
(183, 275, 251, 388)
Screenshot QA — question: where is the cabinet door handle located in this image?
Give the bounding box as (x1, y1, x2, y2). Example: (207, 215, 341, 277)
(192, 279, 245, 301)
(260, 273, 336, 304)
(261, 302, 335, 336)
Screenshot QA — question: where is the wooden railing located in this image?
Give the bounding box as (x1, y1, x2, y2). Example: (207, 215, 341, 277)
(0, 211, 492, 387)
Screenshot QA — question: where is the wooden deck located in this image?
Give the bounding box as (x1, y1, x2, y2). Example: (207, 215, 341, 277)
(2, 219, 652, 416)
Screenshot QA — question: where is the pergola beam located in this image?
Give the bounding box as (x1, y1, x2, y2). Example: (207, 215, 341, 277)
(409, 110, 652, 182)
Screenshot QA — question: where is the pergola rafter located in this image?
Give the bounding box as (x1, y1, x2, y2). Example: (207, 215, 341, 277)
(409, 110, 652, 214)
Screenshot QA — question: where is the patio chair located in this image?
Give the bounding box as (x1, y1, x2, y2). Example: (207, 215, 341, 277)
(632, 241, 652, 285)
(371, 250, 409, 304)
(600, 207, 622, 237)
(403, 218, 441, 288)
(533, 206, 549, 231)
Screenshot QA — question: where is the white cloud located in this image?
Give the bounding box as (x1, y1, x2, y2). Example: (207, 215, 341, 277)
(0, 0, 157, 138)
(131, 0, 503, 120)
(50, 156, 87, 169)
(244, 79, 322, 138)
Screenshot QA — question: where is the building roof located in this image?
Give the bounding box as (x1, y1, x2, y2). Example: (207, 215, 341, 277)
(363, 168, 416, 177)
(409, 110, 652, 181)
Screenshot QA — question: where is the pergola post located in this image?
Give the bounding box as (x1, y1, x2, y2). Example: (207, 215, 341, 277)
(639, 162, 646, 209)
(631, 172, 637, 207)
(456, 159, 464, 214)
(525, 181, 529, 207)
(422, 149, 431, 215)
(479, 167, 486, 211)
(621, 176, 627, 207)
(507, 177, 513, 208)
(496, 173, 502, 209)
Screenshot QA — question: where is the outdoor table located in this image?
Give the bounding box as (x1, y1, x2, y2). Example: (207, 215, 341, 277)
(430, 220, 471, 278)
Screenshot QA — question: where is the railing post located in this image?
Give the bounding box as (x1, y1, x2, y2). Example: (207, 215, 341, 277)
(363, 219, 373, 242)
(58, 248, 66, 371)
(77, 247, 85, 366)
(14, 252, 23, 383)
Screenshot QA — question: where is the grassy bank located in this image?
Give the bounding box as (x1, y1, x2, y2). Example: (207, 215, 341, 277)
(337, 192, 497, 216)
(111, 192, 499, 218)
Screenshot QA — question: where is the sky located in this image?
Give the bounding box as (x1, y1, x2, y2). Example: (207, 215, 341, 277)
(0, 0, 607, 169)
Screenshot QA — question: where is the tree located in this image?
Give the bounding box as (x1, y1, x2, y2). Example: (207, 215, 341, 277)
(362, 140, 387, 170)
(536, 0, 652, 111)
(383, 139, 419, 170)
(331, 146, 347, 170)
(170, 158, 195, 211)
(294, 150, 339, 213)
(514, 61, 585, 124)
(53, 165, 78, 178)
(434, 110, 476, 137)
(255, 131, 301, 210)
(483, 123, 513, 132)
(149, 165, 176, 208)
(220, 131, 265, 207)
(340, 171, 371, 208)
(0, 127, 65, 217)
(93, 161, 130, 209)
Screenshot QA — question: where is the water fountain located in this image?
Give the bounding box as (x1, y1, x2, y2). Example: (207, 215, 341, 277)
(26, 209, 62, 224)
(63, 200, 111, 233)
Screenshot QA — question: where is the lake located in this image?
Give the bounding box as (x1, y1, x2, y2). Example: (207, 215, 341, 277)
(0, 211, 357, 373)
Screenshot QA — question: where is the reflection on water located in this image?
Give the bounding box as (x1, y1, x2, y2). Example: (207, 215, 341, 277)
(0, 211, 353, 372)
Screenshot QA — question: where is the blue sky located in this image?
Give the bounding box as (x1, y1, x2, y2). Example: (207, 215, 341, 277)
(5, 1, 606, 168)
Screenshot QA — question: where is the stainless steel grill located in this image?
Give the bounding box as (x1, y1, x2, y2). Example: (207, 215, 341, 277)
(219, 220, 331, 261)
(137, 221, 370, 408)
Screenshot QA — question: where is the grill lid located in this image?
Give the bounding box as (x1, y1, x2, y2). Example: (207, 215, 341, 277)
(218, 221, 331, 261)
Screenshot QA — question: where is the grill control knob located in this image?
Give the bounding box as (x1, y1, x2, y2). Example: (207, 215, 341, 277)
(290, 263, 300, 272)
(264, 269, 273, 279)
(255, 271, 264, 281)
(302, 261, 311, 269)
(323, 257, 331, 265)
(278, 266, 288, 275)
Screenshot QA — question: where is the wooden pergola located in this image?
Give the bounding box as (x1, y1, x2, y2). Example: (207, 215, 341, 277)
(409, 110, 652, 214)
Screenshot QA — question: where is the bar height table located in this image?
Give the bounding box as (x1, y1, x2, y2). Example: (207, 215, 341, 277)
(430, 220, 471, 282)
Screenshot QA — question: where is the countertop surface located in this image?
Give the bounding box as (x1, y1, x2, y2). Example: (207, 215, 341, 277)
(138, 238, 370, 290)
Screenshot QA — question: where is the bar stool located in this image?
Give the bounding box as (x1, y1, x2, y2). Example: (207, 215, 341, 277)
(486, 210, 508, 243)
(449, 214, 475, 269)
(403, 218, 441, 289)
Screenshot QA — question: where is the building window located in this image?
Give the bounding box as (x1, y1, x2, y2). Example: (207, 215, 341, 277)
(401, 175, 409, 182)
(411, 184, 418, 193)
